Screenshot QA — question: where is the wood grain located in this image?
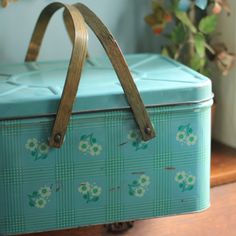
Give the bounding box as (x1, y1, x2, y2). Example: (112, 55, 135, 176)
(211, 141, 236, 187)
(25, 3, 88, 148)
(64, 3, 156, 142)
(22, 182, 236, 236)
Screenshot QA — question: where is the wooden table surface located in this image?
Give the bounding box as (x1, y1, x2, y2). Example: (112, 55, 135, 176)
(211, 141, 236, 187)
(25, 141, 236, 236)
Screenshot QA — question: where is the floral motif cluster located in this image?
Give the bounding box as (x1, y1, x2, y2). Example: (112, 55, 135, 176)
(28, 186, 52, 209)
(25, 138, 49, 160)
(78, 134, 102, 156)
(176, 124, 197, 146)
(175, 171, 196, 192)
(128, 175, 150, 197)
(78, 182, 102, 203)
(127, 130, 148, 151)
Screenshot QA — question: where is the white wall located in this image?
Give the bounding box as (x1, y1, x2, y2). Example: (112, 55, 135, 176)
(0, 0, 157, 63)
(212, 0, 236, 148)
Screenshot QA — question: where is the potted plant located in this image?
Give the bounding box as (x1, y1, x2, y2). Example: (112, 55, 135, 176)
(145, 0, 235, 126)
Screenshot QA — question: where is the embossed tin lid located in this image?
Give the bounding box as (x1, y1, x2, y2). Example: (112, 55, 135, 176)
(0, 54, 212, 119)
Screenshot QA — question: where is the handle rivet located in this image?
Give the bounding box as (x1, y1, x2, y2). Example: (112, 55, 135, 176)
(145, 127, 152, 135)
(54, 133, 62, 144)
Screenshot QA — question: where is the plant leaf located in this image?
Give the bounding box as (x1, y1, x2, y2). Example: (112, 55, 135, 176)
(175, 11, 197, 33)
(161, 47, 170, 57)
(144, 14, 157, 27)
(194, 32, 206, 57)
(190, 54, 206, 71)
(171, 23, 186, 44)
(199, 15, 217, 34)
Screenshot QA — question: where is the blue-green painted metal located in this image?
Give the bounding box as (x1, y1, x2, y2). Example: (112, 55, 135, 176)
(0, 54, 213, 235)
(0, 54, 212, 119)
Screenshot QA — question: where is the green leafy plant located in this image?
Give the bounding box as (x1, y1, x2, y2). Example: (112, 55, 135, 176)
(145, 0, 235, 76)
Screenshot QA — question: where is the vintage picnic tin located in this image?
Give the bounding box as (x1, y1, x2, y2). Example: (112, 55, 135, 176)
(0, 2, 213, 235)
(0, 53, 213, 235)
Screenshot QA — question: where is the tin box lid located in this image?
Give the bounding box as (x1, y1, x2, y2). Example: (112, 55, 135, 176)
(0, 54, 212, 119)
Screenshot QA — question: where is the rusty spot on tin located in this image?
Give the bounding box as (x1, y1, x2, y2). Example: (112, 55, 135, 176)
(55, 181, 63, 192)
(132, 172, 145, 175)
(119, 141, 128, 146)
(165, 167, 176, 170)
(109, 186, 120, 192)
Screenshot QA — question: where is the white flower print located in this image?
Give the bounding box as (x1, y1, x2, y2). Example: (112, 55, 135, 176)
(129, 174, 150, 197)
(89, 144, 102, 156)
(78, 182, 102, 203)
(134, 186, 146, 197)
(138, 175, 150, 187)
(90, 186, 102, 197)
(78, 182, 91, 194)
(28, 184, 56, 209)
(186, 175, 196, 186)
(186, 134, 197, 146)
(78, 134, 102, 157)
(25, 138, 38, 151)
(175, 171, 187, 183)
(175, 171, 196, 192)
(128, 130, 140, 141)
(79, 140, 90, 153)
(38, 142, 49, 155)
(176, 131, 187, 143)
(38, 186, 52, 198)
(35, 198, 47, 209)
(176, 124, 197, 146)
(25, 138, 50, 161)
(127, 129, 149, 151)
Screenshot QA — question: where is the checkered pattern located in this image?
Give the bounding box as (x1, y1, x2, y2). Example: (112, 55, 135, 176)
(0, 101, 212, 235)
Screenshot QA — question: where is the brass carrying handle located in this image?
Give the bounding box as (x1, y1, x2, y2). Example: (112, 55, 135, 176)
(64, 3, 156, 142)
(25, 2, 88, 148)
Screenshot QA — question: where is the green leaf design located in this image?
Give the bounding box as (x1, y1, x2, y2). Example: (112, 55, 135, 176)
(92, 138, 96, 144)
(194, 33, 206, 58)
(179, 183, 184, 188)
(93, 197, 99, 202)
(132, 141, 139, 147)
(29, 200, 35, 207)
(187, 185, 194, 191)
(188, 128, 193, 134)
(129, 190, 134, 196)
(32, 191, 39, 197)
(178, 125, 186, 131)
(41, 155, 47, 159)
(142, 144, 148, 150)
(171, 24, 186, 44)
(199, 15, 217, 34)
(80, 135, 88, 141)
(175, 11, 197, 33)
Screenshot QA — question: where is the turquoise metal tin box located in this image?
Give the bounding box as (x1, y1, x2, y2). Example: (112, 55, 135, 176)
(0, 3, 213, 235)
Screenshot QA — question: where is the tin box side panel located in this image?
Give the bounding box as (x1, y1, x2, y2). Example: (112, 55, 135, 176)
(0, 100, 212, 235)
